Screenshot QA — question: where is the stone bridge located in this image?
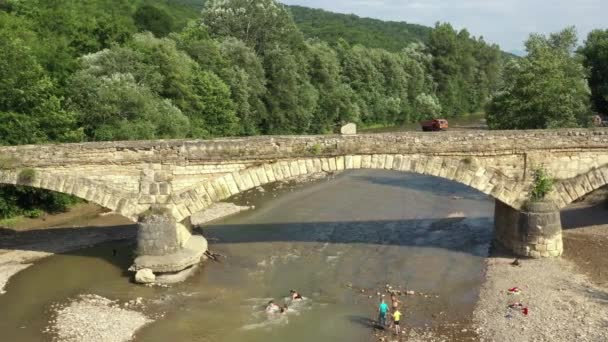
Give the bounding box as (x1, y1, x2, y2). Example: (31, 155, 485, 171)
(1, 129, 608, 280)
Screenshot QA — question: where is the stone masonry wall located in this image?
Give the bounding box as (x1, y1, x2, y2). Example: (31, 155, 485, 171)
(0, 129, 608, 222)
(494, 200, 563, 258)
(1, 129, 608, 168)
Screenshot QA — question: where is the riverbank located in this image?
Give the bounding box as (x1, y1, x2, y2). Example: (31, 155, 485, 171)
(0, 203, 135, 294)
(473, 202, 608, 342)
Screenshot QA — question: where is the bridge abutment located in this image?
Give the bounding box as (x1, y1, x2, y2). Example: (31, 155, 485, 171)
(494, 200, 563, 258)
(130, 210, 207, 283)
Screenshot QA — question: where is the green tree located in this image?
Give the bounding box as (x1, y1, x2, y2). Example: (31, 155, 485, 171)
(218, 37, 268, 135)
(486, 27, 591, 129)
(414, 94, 442, 119)
(202, 0, 305, 55)
(262, 47, 318, 133)
(129, 33, 239, 137)
(0, 20, 83, 143)
(580, 29, 608, 115)
(427, 23, 502, 117)
(134, 4, 174, 37)
(68, 72, 190, 141)
(307, 40, 358, 133)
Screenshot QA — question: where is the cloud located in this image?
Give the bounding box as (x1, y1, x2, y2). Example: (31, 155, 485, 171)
(281, 0, 607, 51)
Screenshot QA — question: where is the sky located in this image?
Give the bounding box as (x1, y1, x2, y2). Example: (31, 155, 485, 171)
(281, 0, 607, 54)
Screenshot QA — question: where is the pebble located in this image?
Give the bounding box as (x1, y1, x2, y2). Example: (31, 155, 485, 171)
(48, 294, 152, 342)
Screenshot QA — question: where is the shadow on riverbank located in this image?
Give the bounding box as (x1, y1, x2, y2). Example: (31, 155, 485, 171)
(0, 224, 137, 274)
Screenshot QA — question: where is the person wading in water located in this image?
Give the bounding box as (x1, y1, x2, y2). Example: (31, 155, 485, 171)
(290, 290, 303, 301)
(392, 308, 402, 335)
(390, 293, 400, 311)
(378, 299, 389, 328)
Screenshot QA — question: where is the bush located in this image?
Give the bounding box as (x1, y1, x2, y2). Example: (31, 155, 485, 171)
(0, 185, 81, 219)
(309, 143, 322, 155)
(24, 208, 44, 218)
(0, 154, 17, 169)
(17, 168, 36, 183)
(530, 168, 554, 201)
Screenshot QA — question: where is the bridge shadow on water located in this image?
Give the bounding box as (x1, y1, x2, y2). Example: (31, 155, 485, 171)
(350, 174, 490, 201)
(0, 216, 494, 266)
(200, 216, 494, 258)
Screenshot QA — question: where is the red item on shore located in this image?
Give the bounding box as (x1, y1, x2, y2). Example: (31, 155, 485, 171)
(508, 287, 521, 294)
(522, 308, 529, 316)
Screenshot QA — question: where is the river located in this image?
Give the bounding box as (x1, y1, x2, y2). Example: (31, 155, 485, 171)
(0, 169, 494, 341)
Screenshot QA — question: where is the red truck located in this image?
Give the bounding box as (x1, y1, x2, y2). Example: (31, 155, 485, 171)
(420, 119, 448, 131)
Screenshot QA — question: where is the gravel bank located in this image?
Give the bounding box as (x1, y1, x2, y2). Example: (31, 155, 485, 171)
(48, 294, 152, 342)
(473, 256, 608, 342)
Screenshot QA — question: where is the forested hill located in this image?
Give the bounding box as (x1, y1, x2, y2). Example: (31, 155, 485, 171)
(287, 6, 431, 52)
(151, 1, 432, 52)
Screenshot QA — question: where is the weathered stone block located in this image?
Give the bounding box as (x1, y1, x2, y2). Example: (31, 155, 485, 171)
(336, 156, 345, 171)
(345, 155, 354, 169)
(264, 164, 277, 182)
(159, 183, 171, 196)
(340, 123, 357, 135)
(135, 268, 156, 284)
(248, 169, 261, 187)
(353, 155, 362, 169)
(361, 155, 371, 168)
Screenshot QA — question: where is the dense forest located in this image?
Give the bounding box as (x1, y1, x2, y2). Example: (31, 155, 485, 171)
(0, 0, 606, 219)
(0, 0, 503, 142)
(289, 6, 431, 52)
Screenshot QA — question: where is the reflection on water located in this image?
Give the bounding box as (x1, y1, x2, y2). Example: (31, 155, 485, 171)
(0, 170, 494, 341)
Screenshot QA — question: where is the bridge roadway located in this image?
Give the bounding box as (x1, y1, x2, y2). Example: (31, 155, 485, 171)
(1, 129, 608, 281)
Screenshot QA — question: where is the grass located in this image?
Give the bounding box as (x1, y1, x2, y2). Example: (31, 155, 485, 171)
(530, 168, 554, 201)
(0, 216, 23, 228)
(0, 155, 18, 170)
(18, 168, 36, 184)
(308, 143, 322, 156)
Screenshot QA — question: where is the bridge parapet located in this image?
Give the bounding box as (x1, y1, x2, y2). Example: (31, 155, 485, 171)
(1, 129, 608, 168)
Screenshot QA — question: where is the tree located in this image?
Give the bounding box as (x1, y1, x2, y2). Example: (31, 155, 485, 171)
(486, 27, 591, 129)
(0, 20, 83, 143)
(218, 37, 268, 135)
(67, 72, 190, 141)
(262, 47, 318, 134)
(134, 4, 174, 37)
(427, 23, 502, 117)
(70, 33, 240, 138)
(580, 29, 608, 115)
(415, 94, 442, 119)
(307, 40, 358, 133)
(201, 0, 305, 55)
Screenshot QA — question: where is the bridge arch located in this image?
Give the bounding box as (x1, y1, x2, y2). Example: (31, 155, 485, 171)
(170, 154, 526, 222)
(552, 164, 608, 210)
(0, 169, 142, 221)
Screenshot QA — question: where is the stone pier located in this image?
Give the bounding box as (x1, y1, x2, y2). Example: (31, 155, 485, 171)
(494, 200, 563, 258)
(130, 210, 208, 283)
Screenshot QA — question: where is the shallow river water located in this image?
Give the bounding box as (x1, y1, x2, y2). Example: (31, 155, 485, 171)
(0, 170, 495, 341)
